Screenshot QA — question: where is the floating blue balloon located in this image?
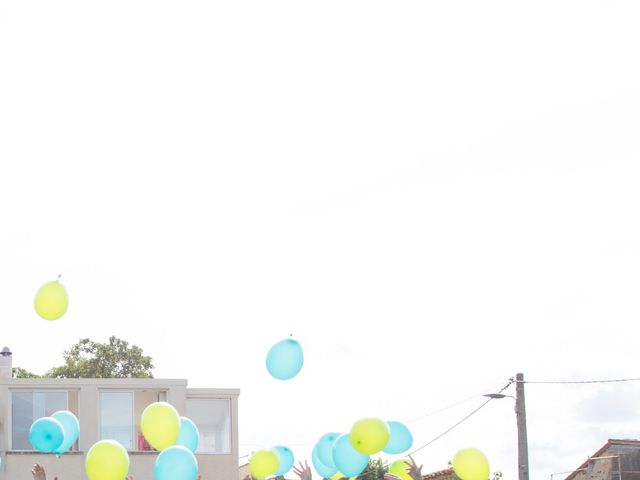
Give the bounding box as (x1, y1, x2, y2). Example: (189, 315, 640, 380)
(177, 417, 200, 453)
(332, 434, 369, 477)
(312, 444, 337, 478)
(51, 410, 80, 455)
(30, 417, 64, 453)
(154, 445, 198, 480)
(272, 445, 295, 476)
(383, 421, 413, 454)
(315, 432, 340, 469)
(266, 338, 304, 380)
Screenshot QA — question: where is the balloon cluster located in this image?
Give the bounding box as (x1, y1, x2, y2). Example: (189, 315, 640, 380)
(311, 419, 413, 478)
(142, 402, 200, 480)
(84, 402, 201, 480)
(249, 445, 295, 479)
(29, 410, 79, 455)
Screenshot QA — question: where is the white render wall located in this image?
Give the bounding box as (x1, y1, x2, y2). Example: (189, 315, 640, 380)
(0, 378, 240, 480)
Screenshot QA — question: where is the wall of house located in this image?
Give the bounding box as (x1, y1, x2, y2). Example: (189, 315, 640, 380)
(0, 378, 240, 480)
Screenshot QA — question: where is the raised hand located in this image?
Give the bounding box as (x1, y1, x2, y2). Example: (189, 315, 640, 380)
(404, 455, 423, 480)
(293, 460, 312, 480)
(31, 463, 47, 480)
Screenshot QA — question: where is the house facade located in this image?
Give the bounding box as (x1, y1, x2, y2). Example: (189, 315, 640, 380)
(0, 375, 239, 480)
(564, 439, 640, 480)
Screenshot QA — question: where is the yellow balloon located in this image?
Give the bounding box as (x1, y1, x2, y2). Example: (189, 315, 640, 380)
(85, 440, 129, 480)
(389, 460, 412, 480)
(34, 280, 68, 320)
(349, 418, 390, 455)
(249, 450, 280, 479)
(141, 402, 180, 451)
(452, 448, 490, 480)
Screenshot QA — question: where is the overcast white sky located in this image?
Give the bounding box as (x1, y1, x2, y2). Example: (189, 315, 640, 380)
(2, 1, 640, 479)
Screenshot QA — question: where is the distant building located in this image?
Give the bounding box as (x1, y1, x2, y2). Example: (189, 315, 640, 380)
(564, 439, 640, 480)
(0, 347, 240, 480)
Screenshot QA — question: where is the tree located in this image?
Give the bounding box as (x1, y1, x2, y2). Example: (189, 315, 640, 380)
(357, 458, 388, 480)
(46, 336, 154, 378)
(12, 367, 41, 378)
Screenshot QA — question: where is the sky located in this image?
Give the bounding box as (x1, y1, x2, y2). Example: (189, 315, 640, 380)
(1, 1, 640, 478)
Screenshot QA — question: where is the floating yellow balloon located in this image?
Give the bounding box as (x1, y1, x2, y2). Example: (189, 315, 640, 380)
(141, 402, 180, 451)
(34, 279, 68, 320)
(85, 440, 129, 480)
(389, 460, 412, 480)
(349, 418, 390, 455)
(452, 448, 490, 480)
(249, 450, 280, 479)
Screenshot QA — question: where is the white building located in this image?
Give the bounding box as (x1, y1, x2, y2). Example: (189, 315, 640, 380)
(0, 348, 240, 480)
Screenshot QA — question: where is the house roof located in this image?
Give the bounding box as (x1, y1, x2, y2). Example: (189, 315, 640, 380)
(422, 467, 457, 480)
(564, 439, 640, 480)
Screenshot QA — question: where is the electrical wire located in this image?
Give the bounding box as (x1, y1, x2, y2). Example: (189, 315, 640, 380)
(405, 377, 514, 423)
(406, 379, 513, 456)
(523, 376, 640, 384)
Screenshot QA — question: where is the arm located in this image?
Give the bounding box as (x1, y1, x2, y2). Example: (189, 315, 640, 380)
(293, 460, 312, 480)
(32, 464, 47, 480)
(404, 456, 423, 480)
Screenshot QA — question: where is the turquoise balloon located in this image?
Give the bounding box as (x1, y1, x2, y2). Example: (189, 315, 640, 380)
(272, 445, 295, 476)
(177, 417, 200, 453)
(383, 421, 413, 454)
(312, 444, 338, 478)
(52, 410, 80, 455)
(266, 338, 304, 380)
(29, 417, 64, 453)
(154, 445, 198, 480)
(332, 434, 369, 477)
(315, 432, 340, 469)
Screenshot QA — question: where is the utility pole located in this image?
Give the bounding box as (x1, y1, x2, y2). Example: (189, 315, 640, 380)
(516, 373, 530, 480)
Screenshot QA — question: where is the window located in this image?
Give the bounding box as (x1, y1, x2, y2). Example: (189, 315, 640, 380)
(100, 392, 134, 450)
(100, 390, 168, 451)
(186, 398, 231, 454)
(11, 391, 69, 450)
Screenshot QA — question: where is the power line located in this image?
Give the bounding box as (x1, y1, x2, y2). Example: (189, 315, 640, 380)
(406, 377, 514, 423)
(523, 376, 640, 385)
(406, 380, 513, 457)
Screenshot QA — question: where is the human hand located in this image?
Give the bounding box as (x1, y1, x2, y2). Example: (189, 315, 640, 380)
(404, 455, 423, 480)
(31, 463, 47, 480)
(293, 460, 312, 480)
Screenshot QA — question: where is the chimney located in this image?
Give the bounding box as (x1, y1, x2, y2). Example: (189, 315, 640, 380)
(0, 346, 12, 378)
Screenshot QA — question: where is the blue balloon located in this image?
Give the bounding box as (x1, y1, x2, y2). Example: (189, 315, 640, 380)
(383, 421, 413, 454)
(51, 410, 80, 455)
(155, 445, 198, 480)
(312, 444, 337, 478)
(272, 445, 295, 476)
(29, 417, 64, 453)
(332, 434, 369, 477)
(177, 417, 200, 453)
(315, 432, 340, 469)
(266, 338, 304, 380)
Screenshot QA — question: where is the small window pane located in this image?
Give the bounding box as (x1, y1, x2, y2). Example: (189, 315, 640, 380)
(11, 393, 33, 450)
(186, 398, 231, 454)
(11, 392, 69, 450)
(100, 392, 133, 450)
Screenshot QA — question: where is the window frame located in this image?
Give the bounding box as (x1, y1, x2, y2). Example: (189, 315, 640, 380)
(9, 389, 70, 451)
(185, 396, 233, 455)
(98, 390, 135, 452)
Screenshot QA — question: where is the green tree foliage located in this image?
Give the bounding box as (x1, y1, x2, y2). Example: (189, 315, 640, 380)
(12, 366, 41, 378)
(46, 336, 154, 378)
(357, 458, 388, 480)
